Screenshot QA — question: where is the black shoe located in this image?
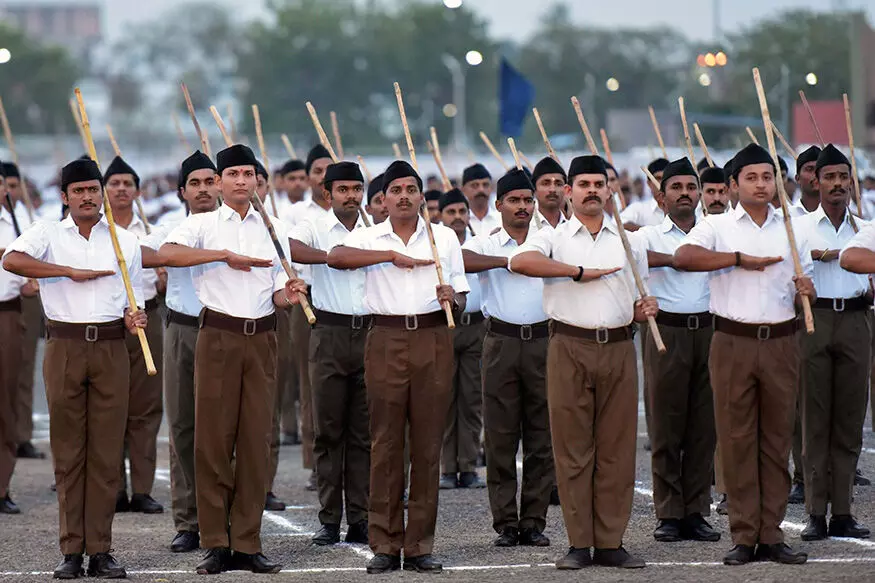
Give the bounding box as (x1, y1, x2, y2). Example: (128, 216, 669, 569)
(345, 521, 368, 544)
(643, 439, 652, 452)
(265, 492, 286, 511)
(280, 432, 300, 446)
(829, 515, 871, 539)
(458, 471, 486, 489)
(366, 554, 400, 574)
(171, 531, 200, 553)
(53, 554, 84, 579)
(494, 527, 519, 547)
(855, 469, 871, 486)
(51, 482, 56, 492)
(788, 482, 805, 504)
(723, 544, 756, 565)
(682, 513, 721, 542)
(17, 442, 46, 459)
(231, 551, 282, 574)
(86, 553, 126, 579)
(439, 473, 457, 490)
(0, 494, 20, 514)
(312, 523, 341, 546)
(801, 515, 827, 541)
(716, 494, 728, 516)
(196, 547, 231, 575)
(129, 493, 163, 514)
(305, 471, 317, 492)
(555, 546, 592, 569)
(519, 528, 550, 547)
(654, 518, 683, 542)
(476, 448, 486, 467)
(549, 485, 560, 506)
(114, 491, 129, 513)
(758, 542, 808, 565)
(403, 554, 442, 573)
(593, 546, 646, 569)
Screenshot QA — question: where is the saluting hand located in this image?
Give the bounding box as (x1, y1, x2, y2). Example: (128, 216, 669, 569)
(577, 266, 623, 282)
(66, 268, 116, 282)
(283, 278, 309, 305)
(124, 308, 148, 335)
(793, 275, 816, 299)
(738, 253, 783, 271)
(390, 251, 434, 270)
(225, 252, 274, 271)
(634, 296, 659, 321)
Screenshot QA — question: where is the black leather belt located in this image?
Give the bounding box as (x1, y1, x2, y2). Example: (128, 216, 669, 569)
(47, 319, 126, 341)
(372, 311, 446, 330)
(714, 315, 797, 340)
(656, 311, 712, 330)
(313, 309, 372, 330)
(458, 311, 485, 326)
(813, 297, 871, 312)
(167, 309, 199, 328)
(145, 297, 159, 312)
(487, 318, 549, 340)
(0, 297, 22, 312)
(200, 308, 276, 336)
(552, 321, 633, 344)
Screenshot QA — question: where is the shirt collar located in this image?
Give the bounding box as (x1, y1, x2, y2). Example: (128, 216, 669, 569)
(660, 214, 693, 235)
(812, 205, 853, 228)
(60, 214, 109, 231)
(322, 209, 365, 232)
(733, 202, 777, 226)
(376, 215, 427, 239)
(567, 213, 618, 237)
(218, 202, 260, 223)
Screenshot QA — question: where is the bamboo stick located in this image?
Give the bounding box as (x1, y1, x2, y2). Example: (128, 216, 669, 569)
(843, 93, 865, 220)
(571, 96, 599, 155)
(533, 107, 560, 164)
(799, 90, 826, 147)
(252, 104, 279, 216)
(281, 134, 298, 159)
(648, 106, 668, 158)
(180, 83, 211, 157)
(0, 96, 35, 220)
(693, 123, 715, 168)
(330, 111, 344, 160)
(479, 132, 510, 171)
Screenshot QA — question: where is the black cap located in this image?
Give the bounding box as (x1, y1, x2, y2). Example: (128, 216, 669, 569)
(731, 144, 775, 179)
(61, 158, 103, 192)
(697, 158, 711, 172)
(367, 173, 384, 204)
(281, 159, 306, 175)
(796, 146, 822, 174)
(382, 160, 422, 192)
(568, 155, 608, 181)
(0, 162, 19, 179)
(531, 157, 566, 186)
(647, 158, 670, 175)
(462, 163, 491, 185)
(305, 144, 332, 174)
(777, 155, 788, 174)
(323, 161, 364, 185)
(439, 188, 469, 211)
(603, 158, 617, 176)
(723, 158, 734, 186)
(497, 168, 534, 199)
(815, 144, 851, 177)
(178, 150, 216, 189)
(659, 158, 698, 192)
(104, 156, 140, 188)
(216, 144, 258, 174)
(255, 160, 269, 180)
(424, 189, 443, 202)
(700, 166, 725, 185)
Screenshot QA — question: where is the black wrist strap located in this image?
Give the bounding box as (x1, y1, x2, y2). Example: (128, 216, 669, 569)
(573, 266, 584, 282)
(735, 251, 741, 267)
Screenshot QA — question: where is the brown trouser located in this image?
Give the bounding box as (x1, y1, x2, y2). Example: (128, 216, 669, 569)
(0, 308, 22, 497)
(802, 308, 872, 516)
(195, 325, 276, 553)
(482, 326, 553, 534)
(269, 307, 294, 488)
(365, 324, 453, 557)
(645, 322, 715, 519)
(16, 295, 41, 444)
(547, 331, 637, 549)
(164, 317, 199, 533)
(44, 333, 129, 555)
(309, 322, 370, 526)
(710, 330, 798, 546)
(441, 318, 485, 474)
(640, 324, 652, 441)
(792, 395, 804, 485)
(714, 443, 726, 494)
(290, 302, 314, 469)
(121, 302, 165, 495)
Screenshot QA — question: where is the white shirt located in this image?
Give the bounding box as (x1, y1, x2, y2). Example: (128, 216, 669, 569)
(795, 208, 869, 299)
(0, 207, 26, 301)
(634, 216, 710, 313)
(164, 204, 289, 319)
(280, 198, 332, 284)
(290, 211, 367, 316)
(463, 227, 547, 325)
(118, 213, 159, 301)
(620, 198, 664, 227)
(469, 208, 501, 238)
(532, 210, 567, 231)
(681, 203, 814, 324)
(3, 215, 144, 323)
(142, 221, 202, 318)
(338, 217, 469, 315)
(12, 200, 34, 232)
(787, 199, 817, 218)
(459, 232, 482, 314)
(509, 214, 648, 329)
(841, 221, 875, 262)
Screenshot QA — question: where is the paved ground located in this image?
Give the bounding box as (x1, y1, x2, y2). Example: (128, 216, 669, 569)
(4, 340, 875, 581)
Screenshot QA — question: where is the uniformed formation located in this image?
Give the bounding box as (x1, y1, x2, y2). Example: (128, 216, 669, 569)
(1, 128, 875, 579)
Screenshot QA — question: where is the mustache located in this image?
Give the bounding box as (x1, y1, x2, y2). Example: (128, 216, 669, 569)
(473, 191, 488, 198)
(677, 195, 692, 203)
(830, 187, 847, 195)
(583, 195, 601, 203)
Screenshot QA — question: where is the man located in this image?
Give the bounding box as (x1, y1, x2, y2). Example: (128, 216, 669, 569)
(159, 144, 303, 575)
(674, 143, 815, 566)
(634, 159, 720, 544)
(142, 151, 220, 553)
(366, 173, 389, 225)
(462, 163, 501, 235)
(789, 147, 822, 217)
(289, 161, 370, 547)
(437, 189, 486, 490)
(328, 160, 469, 574)
(700, 166, 729, 215)
(275, 159, 308, 222)
(255, 161, 270, 201)
(426, 174, 442, 192)
(462, 168, 554, 548)
(724, 158, 738, 209)
(531, 157, 567, 229)
(103, 156, 165, 515)
(3, 157, 147, 578)
(621, 158, 668, 231)
(510, 155, 656, 570)
(795, 145, 871, 541)
(424, 190, 442, 224)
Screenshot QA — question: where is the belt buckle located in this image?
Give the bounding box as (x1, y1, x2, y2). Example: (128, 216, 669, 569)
(596, 327, 610, 344)
(520, 324, 533, 341)
(757, 325, 771, 341)
(833, 298, 845, 312)
(687, 315, 700, 330)
(351, 315, 364, 330)
(461, 313, 471, 326)
(405, 314, 419, 331)
(243, 319, 257, 336)
(85, 325, 98, 342)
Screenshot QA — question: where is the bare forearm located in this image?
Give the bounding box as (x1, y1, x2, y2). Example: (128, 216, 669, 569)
(327, 246, 395, 270)
(840, 248, 875, 274)
(273, 289, 291, 309)
(141, 246, 163, 268)
(157, 243, 229, 267)
(2, 251, 72, 279)
(673, 245, 735, 272)
(462, 249, 506, 273)
(647, 250, 673, 268)
(509, 251, 577, 279)
(623, 222, 641, 232)
(290, 239, 328, 265)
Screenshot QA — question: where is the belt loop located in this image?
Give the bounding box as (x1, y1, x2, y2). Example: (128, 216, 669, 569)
(243, 319, 257, 336)
(85, 325, 98, 342)
(834, 298, 845, 312)
(405, 314, 419, 331)
(757, 325, 771, 341)
(520, 324, 533, 341)
(596, 327, 609, 344)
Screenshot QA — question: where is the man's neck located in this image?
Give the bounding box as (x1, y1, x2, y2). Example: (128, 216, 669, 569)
(335, 210, 358, 232)
(505, 222, 529, 245)
(801, 192, 820, 212)
(740, 201, 770, 226)
(576, 212, 604, 235)
(453, 228, 466, 245)
(312, 191, 331, 211)
(288, 191, 305, 204)
(72, 214, 101, 239)
(225, 200, 251, 219)
(471, 202, 489, 221)
(669, 212, 696, 234)
(390, 215, 419, 244)
(822, 202, 846, 230)
(113, 207, 134, 229)
(540, 207, 562, 228)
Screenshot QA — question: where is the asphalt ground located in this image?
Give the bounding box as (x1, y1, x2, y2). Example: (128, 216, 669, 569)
(4, 340, 875, 582)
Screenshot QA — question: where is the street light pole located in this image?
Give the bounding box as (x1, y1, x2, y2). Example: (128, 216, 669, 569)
(442, 54, 466, 153)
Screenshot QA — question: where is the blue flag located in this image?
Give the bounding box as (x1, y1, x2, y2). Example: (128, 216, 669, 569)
(499, 58, 535, 137)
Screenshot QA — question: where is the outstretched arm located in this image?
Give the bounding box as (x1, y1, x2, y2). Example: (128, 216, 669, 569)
(3, 251, 115, 281)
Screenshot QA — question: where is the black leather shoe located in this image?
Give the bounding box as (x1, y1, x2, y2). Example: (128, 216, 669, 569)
(723, 544, 756, 565)
(403, 554, 442, 573)
(593, 546, 646, 569)
(280, 432, 300, 446)
(829, 515, 871, 539)
(171, 531, 200, 553)
(312, 523, 341, 546)
(265, 492, 286, 511)
(0, 494, 20, 514)
(549, 486, 560, 506)
(53, 554, 84, 579)
(759, 542, 808, 564)
(196, 547, 231, 575)
(716, 494, 728, 516)
(654, 518, 683, 542)
(439, 473, 457, 489)
(130, 494, 163, 514)
(305, 471, 317, 492)
(555, 546, 592, 569)
(458, 471, 486, 489)
(682, 513, 721, 542)
(17, 442, 46, 459)
(86, 553, 126, 579)
(231, 551, 282, 574)
(788, 482, 805, 504)
(366, 553, 400, 574)
(519, 528, 550, 547)
(345, 521, 368, 544)
(114, 491, 129, 513)
(855, 469, 871, 486)
(494, 527, 519, 547)
(801, 515, 827, 541)
(643, 439, 652, 451)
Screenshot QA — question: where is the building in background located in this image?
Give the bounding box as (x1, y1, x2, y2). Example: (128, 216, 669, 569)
(0, 1, 102, 62)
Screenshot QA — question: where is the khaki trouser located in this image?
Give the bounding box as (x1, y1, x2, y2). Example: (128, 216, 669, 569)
(441, 318, 485, 474)
(290, 303, 314, 469)
(0, 308, 22, 497)
(269, 307, 294, 488)
(365, 325, 453, 558)
(711, 330, 798, 546)
(802, 308, 872, 516)
(15, 295, 41, 444)
(194, 326, 276, 553)
(547, 332, 637, 549)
